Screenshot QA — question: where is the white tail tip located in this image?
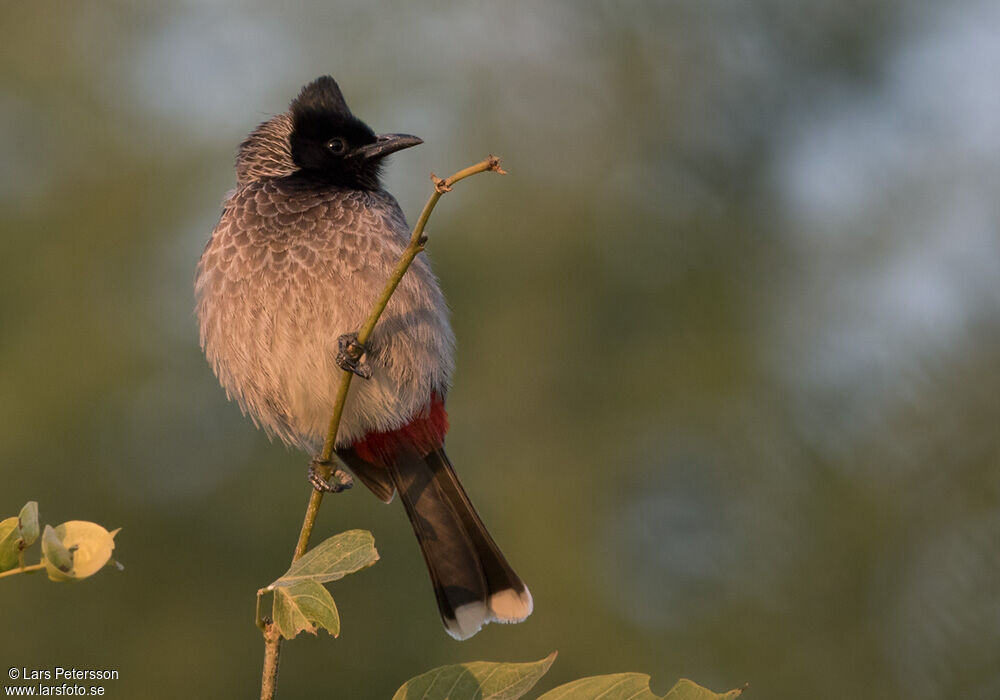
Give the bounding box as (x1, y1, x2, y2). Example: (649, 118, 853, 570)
(444, 587, 534, 641)
(488, 586, 533, 623)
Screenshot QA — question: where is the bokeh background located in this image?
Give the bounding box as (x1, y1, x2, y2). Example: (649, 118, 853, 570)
(3, 1, 999, 698)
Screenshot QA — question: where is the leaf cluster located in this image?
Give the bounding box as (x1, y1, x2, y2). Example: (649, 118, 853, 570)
(258, 529, 379, 639)
(393, 653, 745, 700)
(0, 501, 121, 582)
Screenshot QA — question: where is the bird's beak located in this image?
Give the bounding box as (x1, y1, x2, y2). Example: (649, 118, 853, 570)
(352, 133, 423, 161)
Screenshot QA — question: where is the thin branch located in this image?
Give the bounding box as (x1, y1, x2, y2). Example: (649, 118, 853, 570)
(259, 156, 505, 700)
(259, 624, 282, 700)
(0, 562, 45, 580)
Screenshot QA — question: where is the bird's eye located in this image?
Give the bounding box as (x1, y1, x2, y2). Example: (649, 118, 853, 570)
(326, 138, 347, 155)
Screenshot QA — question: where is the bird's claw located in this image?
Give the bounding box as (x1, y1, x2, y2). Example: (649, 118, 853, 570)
(308, 458, 354, 493)
(336, 332, 372, 379)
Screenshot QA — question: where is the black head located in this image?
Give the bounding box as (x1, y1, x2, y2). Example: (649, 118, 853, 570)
(288, 76, 422, 190)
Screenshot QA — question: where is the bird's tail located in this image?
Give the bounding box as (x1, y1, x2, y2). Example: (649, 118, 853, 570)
(388, 446, 533, 640)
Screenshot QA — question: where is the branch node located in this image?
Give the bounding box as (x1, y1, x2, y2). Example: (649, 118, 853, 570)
(487, 154, 507, 175)
(430, 173, 452, 193)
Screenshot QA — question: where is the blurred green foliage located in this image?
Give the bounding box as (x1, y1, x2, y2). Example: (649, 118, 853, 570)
(2, 1, 998, 699)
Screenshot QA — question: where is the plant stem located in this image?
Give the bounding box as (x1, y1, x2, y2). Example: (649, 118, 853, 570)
(0, 562, 45, 580)
(259, 156, 505, 700)
(259, 624, 282, 700)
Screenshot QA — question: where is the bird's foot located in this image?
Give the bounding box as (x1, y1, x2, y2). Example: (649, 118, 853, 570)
(308, 458, 354, 493)
(336, 332, 372, 379)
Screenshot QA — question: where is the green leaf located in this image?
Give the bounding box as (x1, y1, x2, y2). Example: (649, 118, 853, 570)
(272, 580, 340, 639)
(42, 521, 120, 581)
(664, 679, 743, 700)
(536, 674, 742, 700)
(18, 501, 39, 546)
(0, 517, 20, 571)
(393, 652, 557, 700)
(266, 530, 376, 640)
(269, 529, 379, 588)
(41, 525, 73, 575)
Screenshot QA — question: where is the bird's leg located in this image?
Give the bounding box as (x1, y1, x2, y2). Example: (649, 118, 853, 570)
(308, 457, 354, 493)
(336, 332, 372, 379)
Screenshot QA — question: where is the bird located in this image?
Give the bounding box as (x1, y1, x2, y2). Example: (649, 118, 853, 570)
(194, 76, 532, 640)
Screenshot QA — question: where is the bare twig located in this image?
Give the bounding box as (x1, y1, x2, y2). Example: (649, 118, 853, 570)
(0, 562, 45, 580)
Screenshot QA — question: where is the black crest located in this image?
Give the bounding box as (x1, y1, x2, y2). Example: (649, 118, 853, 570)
(291, 76, 353, 121)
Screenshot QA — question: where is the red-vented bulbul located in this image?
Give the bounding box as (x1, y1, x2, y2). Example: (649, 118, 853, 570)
(195, 76, 532, 639)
